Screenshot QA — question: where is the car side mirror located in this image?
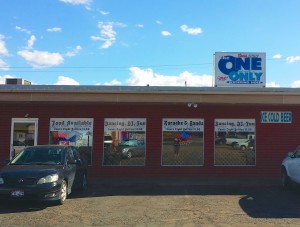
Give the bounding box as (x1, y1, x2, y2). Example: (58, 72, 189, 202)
(75, 159, 82, 166)
(66, 160, 76, 165)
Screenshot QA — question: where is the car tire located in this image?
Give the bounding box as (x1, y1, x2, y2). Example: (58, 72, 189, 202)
(127, 151, 132, 159)
(240, 145, 247, 151)
(57, 180, 67, 205)
(281, 168, 290, 189)
(232, 143, 238, 149)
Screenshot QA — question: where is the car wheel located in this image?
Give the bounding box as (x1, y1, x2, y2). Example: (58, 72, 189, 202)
(57, 180, 67, 205)
(127, 151, 132, 159)
(281, 168, 290, 189)
(232, 143, 238, 149)
(80, 172, 88, 191)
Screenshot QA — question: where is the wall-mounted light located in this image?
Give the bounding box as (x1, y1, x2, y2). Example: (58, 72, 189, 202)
(24, 113, 29, 118)
(187, 103, 198, 108)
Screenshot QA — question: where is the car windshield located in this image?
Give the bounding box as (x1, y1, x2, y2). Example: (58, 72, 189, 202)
(119, 140, 137, 146)
(10, 147, 65, 165)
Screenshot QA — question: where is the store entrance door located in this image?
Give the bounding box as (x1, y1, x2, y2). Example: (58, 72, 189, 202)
(10, 118, 38, 159)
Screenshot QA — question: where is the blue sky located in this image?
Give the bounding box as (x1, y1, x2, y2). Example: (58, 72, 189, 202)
(0, 0, 299, 87)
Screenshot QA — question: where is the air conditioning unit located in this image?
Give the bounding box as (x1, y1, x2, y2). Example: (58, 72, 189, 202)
(5, 78, 31, 85)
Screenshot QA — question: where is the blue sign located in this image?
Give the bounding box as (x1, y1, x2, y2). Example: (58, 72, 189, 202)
(214, 52, 266, 87)
(260, 111, 292, 123)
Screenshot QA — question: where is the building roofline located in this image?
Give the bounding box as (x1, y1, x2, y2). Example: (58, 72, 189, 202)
(0, 84, 300, 93)
(1, 85, 300, 105)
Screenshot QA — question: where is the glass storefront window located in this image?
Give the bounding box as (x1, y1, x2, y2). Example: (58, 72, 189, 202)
(214, 119, 256, 166)
(162, 119, 204, 166)
(49, 118, 94, 165)
(103, 118, 146, 166)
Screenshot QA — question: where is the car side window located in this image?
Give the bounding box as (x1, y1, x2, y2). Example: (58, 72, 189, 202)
(294, 147, 300, 158)
(72, 147, 80, 160)
(66, 148, 75, 163)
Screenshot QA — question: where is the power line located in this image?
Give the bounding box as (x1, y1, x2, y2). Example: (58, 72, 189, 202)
(1, 58, 289, 73)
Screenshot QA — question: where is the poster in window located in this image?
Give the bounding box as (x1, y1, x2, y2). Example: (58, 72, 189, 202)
(49, 118, 93, 165)
(162, 119, 204, 166)
(214, 119, 255, 166)
(103, 118, 146, 166)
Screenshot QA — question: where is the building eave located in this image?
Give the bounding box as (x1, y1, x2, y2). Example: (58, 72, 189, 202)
(1, 85, 300, 105)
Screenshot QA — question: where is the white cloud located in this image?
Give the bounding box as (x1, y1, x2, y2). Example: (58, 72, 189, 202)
(0, 59, 10, 70)
(54, 76, 79, 85)
(180, 24, 202, 35)
(156, 20, 162, 25)
(90, 35, 101, 41)
(0, 36, 9, 70)
(136, 24, 144, 28)
(91, 22, 126, 49)
(0, 36, 9, 55)
(65, 45, 82, 57)
(0, 75, 14, 84)
(100, 10, 109, 15)
(272, 54, 281, 59)
(127, 67, 212, 86)
(286, 56, 300, 63)
(15, 26, 31, 34)
(47, 27, 62, 32)
(18, 50, 64, 68)
(291, 80, 300, 88)
(102, 79, 122, 85)
(161, 31, 172, 36)
(101, 40, 113, 49)
(59, 0, 92, 6)
(266, 81, 280, 87)
(26, 35, 36, 49)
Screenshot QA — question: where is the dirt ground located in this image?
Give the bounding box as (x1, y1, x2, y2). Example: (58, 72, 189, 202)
(1, 178, 300, 226)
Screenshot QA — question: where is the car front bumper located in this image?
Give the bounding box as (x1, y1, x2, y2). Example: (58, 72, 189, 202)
(0, 181, 62, 201)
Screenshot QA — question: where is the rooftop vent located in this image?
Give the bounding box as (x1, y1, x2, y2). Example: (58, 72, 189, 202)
(5, 78, 31, 85)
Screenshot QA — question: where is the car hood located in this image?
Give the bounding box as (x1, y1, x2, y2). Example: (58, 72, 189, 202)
(0, 164, 63, 177)
(282, 156, 291, 165)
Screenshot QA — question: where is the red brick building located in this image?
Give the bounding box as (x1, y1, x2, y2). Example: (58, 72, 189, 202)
(1, 84, 300, 181)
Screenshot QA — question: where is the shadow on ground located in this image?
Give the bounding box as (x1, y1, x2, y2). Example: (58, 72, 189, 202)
(72, 180, 300, 219)
(0, 200, 47, 213)
(1, 179, 300, 218)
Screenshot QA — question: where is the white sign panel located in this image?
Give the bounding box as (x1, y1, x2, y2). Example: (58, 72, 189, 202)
(50, 118, 93, 131)
(163, 119, 204, 131)
(214, 52, 266, 87)
(215, 119, 255, 132)
(260, 111, 292, 123)
(104, 118, 146, 132)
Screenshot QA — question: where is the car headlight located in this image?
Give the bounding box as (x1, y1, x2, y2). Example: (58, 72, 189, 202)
(0, 177, 4, 184)
(37, 174, 59, 184)
(122, 148, 128, 152)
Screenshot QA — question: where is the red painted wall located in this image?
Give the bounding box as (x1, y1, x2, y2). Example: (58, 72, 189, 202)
(0, 102, 299, 180)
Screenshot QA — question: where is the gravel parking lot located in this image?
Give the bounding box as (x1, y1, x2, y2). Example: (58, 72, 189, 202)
(1, 178, 300, 226)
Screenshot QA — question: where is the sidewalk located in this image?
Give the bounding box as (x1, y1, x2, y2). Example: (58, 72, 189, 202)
(89, 176, 281, 187)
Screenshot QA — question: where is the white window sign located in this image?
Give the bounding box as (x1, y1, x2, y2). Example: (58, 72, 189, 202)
(162, 119, 204, 132)
(215, 119, 255, 132)
(104, 118, 146, 132)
